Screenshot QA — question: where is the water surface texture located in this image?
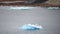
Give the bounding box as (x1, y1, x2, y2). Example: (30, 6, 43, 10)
(0, 6, 60, 34)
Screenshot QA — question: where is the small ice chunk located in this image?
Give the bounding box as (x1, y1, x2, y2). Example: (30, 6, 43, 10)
(48, 7, 59, 10)
(19, 24, 43, 30)
(10, 7, 29, 9)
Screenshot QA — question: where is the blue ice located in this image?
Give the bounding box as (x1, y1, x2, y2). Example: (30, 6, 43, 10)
(19, 24, 43, 30)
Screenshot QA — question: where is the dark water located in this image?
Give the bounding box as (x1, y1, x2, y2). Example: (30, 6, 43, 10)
(0, 6, 60, 34)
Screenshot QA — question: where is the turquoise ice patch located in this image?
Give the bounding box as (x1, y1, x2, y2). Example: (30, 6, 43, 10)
(19, 24, 42, 30)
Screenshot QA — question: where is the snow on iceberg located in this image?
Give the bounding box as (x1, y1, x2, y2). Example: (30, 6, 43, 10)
(18, 24, 43, 30)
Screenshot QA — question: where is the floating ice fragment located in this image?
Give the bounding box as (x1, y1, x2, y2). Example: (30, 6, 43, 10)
(48, 7, 59, 10)
(19, 24, 43, 30)
(10, 7, 34, 10)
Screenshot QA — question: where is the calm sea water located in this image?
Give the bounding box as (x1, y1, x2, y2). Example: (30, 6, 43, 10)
(0, 6, 60, 34)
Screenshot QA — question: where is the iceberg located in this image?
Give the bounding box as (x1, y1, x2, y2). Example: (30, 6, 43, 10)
(19, 24, 43, 30)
